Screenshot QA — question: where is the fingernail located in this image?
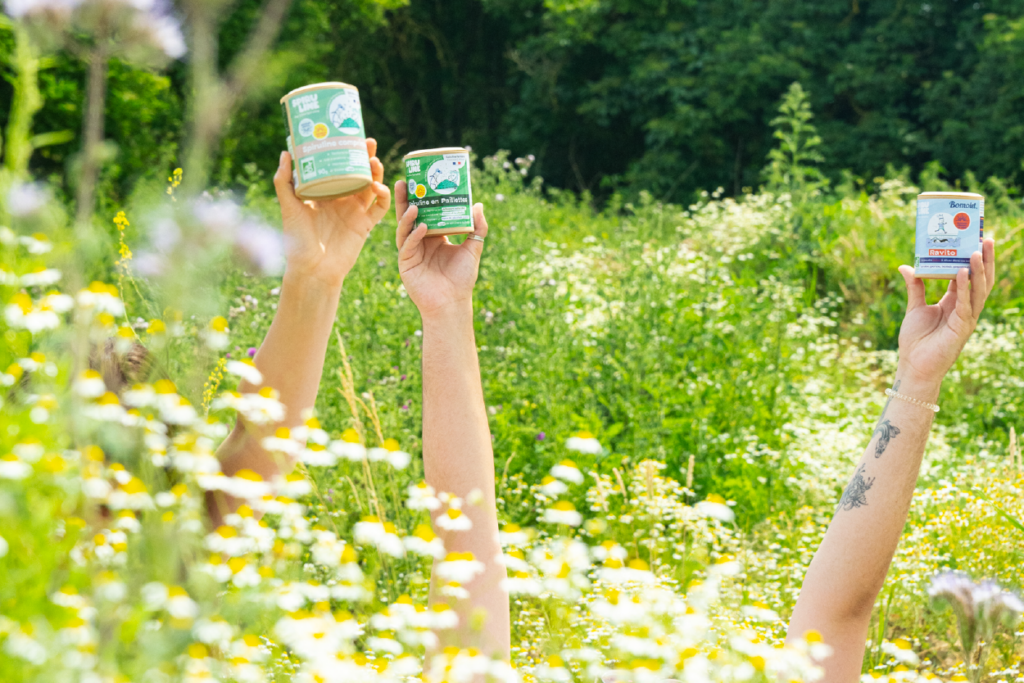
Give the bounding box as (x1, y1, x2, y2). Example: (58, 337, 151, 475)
(279, 150, 287, 164)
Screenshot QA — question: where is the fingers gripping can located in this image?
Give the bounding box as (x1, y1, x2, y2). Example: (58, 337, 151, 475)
(403, 148, 474, 236)
(915, 191, 984, 279)
(280, 82, 372, 200)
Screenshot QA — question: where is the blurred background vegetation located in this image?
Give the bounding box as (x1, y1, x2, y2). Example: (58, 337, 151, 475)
(6, 0, 1024, 207)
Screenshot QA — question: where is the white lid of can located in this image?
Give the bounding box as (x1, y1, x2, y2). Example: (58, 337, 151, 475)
(918, 191, 984, 200)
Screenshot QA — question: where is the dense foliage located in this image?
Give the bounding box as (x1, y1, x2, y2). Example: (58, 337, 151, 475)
(7, 1, 1024, 205)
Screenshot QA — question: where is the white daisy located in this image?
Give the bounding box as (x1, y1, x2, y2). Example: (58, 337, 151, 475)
(435, 552, 485, 583)
(542, 501, 582, 526)
(226, 359, 263, 385)
(565, 431, 603, 454)
(550, 459, 584, 484)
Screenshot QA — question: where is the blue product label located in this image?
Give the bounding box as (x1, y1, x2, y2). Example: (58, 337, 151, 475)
(914, 197, 983, 276)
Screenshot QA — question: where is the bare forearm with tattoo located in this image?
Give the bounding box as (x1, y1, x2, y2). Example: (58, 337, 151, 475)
(786, 240, 996, 683)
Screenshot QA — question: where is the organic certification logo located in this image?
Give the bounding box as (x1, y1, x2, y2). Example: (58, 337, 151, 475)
(328, 91, 362, 135)
(426, 158, 464, 195)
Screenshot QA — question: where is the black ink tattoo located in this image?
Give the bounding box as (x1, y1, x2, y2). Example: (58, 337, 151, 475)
(839, 465, 875, 511)
(880, 380, 900, 420)
(873, 420, 901, 458)
(872, 380, 902, 458)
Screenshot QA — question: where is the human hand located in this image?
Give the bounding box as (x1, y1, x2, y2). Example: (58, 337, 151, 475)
(272, 139, 391, 291)
(896, 238, 996, 389)
(394, 179, 488, 318)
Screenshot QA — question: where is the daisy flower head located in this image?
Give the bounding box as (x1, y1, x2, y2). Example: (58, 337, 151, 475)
(695, 494, 735, 523)
(298, 442, 337, 467)
(73, 369, 107, 398)
(499, 523, 530, 547)
(277, 472, 312, 498)
(354, 516, 405, 557)
(291, 415, 329, 445)
(436, 552, 485, 583)
(436, 506, 472, 532)
(565, 431, 602, 455)
(404, 524, 445, 559)
(219, 469, 273, 501)
(202, 316, 230, 350)
(329, 428, 367, 462)
(226, 358, 263, 385)
(20, 267, 61, 288)
(407, 480, 440, 511)
(880, 639, 919, 666)
(261, 427, 301, 455)
(5, 292, 60, 333)
(17, 232, 52, 254)
(503, 570, 542, 596)
(76, 282, 125, 317)
(368, 438, 411, 469)
(539, 475, 568, 497)
(83, 392, 127, 423)
(550, 459, 584, 484)
(543, 500, 582, 526)
(0, 454, 32, 480)
(107, 476, 154, 510)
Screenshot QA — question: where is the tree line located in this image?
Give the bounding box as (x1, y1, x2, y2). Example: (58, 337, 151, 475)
(4, 0, 1024, 206)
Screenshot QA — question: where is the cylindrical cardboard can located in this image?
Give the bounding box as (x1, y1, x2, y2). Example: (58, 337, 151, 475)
(280, 83, 372, 200)
(915, 191, 984, 279)
(402, 147, 474, 236)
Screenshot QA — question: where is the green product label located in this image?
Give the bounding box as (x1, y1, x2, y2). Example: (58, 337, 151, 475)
(404, 152, 473, 231)
(283, 88, 370, 184)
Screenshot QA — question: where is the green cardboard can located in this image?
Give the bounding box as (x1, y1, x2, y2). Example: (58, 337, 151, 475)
(280, 82, 372, 200)
(403, 147, 474, 236)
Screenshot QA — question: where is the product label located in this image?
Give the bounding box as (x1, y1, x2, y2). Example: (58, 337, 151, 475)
(283, 88, 370, 185)
(914, 197, 983, 276)
(404, 152, 473, 231)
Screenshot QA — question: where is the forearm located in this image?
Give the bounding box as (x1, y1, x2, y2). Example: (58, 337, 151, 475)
(787, 367, 940, 675)
(421, 302, 510, 659)
(215, 274, 341, 493)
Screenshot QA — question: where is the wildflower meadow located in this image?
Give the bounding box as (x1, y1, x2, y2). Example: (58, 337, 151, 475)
(1, 3, 1024, 683)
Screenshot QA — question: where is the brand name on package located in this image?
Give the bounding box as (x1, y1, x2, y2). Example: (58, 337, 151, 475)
(949, 201, 978, 209)
(292, 94, 320, 113)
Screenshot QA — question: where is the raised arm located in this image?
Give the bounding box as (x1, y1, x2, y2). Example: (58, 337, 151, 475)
(210, 141, 390, 523)
(786, 239, 996, 681)
(394, 183, 510, 659)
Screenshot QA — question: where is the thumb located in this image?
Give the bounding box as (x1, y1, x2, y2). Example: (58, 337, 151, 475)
(898, 265, 926, 312)
(273, 151, 305, 221)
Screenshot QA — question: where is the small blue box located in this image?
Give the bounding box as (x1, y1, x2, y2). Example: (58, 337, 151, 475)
(915, 192, 984, 280)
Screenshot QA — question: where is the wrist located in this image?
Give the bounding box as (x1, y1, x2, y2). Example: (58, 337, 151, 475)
(281, 270, 344, 300)
(420, 299, 474, 330)
(893, 363, 944, 404)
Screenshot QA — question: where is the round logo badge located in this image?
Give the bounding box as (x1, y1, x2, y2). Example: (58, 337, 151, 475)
(426, 158, 464, 195)
(415, 183, 427, 198)
(328, 92, 362, 135)
(298, 119, 314, 137)
(312, 123, 329, 140)
(953, 212, 971, 230)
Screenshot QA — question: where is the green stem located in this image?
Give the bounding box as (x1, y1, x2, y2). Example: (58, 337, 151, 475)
(74, 46, 109, 228)
(4, 24, 42, 177)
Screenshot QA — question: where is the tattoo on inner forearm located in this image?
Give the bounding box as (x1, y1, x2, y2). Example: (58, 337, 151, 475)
(873, 420, 901, 458)
(839, 465, 875, 511)
(872, 380, 902, 458)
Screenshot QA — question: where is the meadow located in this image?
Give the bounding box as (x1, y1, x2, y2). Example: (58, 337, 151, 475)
(2, 5, 1024, 683)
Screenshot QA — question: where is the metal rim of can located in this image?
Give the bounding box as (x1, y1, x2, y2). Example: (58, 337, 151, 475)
(403, 147, 469, 161)
(917, 191, 984, 200)
(280, 82, 359, 105)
